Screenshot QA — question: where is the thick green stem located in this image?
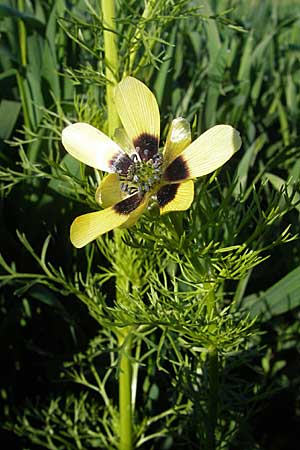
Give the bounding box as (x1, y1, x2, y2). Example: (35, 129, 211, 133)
(18, 0, 27, 67)
(16, 72, 31, 134)
(101, 4, 133, 446)
(114, 229, 133, 450)
(101, 0, 120, 136)
(118, 329, 133, 450)
(206, 288, 219, 450)
(207, 347, 218, 450)
(17, 0, 31, 137)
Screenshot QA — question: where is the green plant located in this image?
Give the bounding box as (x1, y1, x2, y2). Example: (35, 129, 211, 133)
(1, 1, 300, 450)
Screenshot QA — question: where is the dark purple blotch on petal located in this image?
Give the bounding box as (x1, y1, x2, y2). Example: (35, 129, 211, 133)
(164, 155, 190, 182)
(133, 133, 159, 161)
(113, 193, 143, 215)
(111, 153, 132, 176)
(157, 184, 179, 208)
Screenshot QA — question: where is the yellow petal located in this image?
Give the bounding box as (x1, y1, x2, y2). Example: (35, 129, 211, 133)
(70, 193, 146, 248)
(62, 122, 126, 172)
(95, 173, 124, 208)
(115, 77, 160, 160)
(113, 127, 135, 154)
(164, 125, 242, 182)
(157, 181, 194, 215)
(163, 117, 191, 166)
(70, 208, 128, 248)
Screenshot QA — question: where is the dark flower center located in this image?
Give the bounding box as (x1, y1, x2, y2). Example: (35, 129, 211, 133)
(117, 150, 163, 195)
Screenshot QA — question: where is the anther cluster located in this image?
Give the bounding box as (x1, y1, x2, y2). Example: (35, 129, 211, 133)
(119, 148, 163, 196)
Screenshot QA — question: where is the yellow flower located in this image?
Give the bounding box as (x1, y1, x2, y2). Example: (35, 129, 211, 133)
(62, 77, 241, 248)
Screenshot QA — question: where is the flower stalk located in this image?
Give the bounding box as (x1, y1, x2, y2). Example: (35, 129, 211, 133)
(101, 2, 133, 448)
(113, 229, 134, 450)
(118, 328, 133, 450)
(17, 0, 31, 138)
(101, 0, 120, 136)
(207, 347, 218, 450)
(206, 288, 219, 450)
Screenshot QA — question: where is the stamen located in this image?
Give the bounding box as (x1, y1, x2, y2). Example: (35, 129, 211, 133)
(134, 148, 142, 162)
(117, 150, 163, 196)
(121, 183, 129, 192)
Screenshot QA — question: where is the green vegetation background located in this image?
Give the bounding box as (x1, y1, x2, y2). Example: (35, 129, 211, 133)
(1, 0, 300, 449)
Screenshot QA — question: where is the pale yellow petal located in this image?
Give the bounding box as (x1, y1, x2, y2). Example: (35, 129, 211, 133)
(95, 173, 124, 208)
(71, 193, 148, 247)
(157, 181, 194, 215)
(70, 208, 128, 248)
(163, 117, 191, 166)
(113, 127, 135, 154)
(115, 77, 160, 159)
(62, 122, 124, 172)
(164, 125, 242, 182)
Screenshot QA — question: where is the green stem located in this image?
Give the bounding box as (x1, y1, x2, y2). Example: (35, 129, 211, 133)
(206, 288, 219, 450)
(18, 0, 27, 67)
(17, 0, 31, 137)
(101, 4, 133, 446)
(118, 328, 133, 450)
(114, 228, 133, 450)
(16, 72, 31, 135)
(207, 347, 218, 450)
(101, 0, 120, 136)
